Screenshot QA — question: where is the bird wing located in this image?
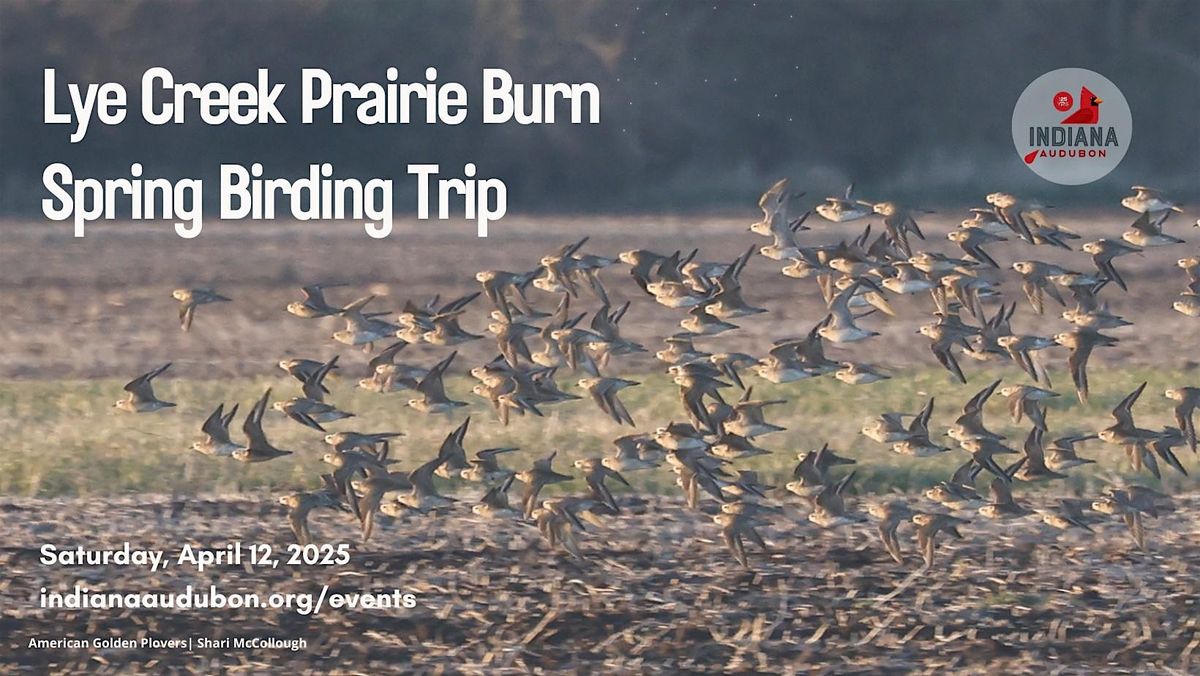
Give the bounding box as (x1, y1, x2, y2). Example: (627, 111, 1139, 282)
(408, 454, 444, 497)
(949, 459, 977, 488)
(302, 355, 340, 402)
(989, 476, 1013, 505)
(417, 352, 456, 400)
(962, 379, 1002, 416)
(757, 178, 789, 217)
(1067, 341, 1094, 404)
(199, 404, 226, 440)
(287, 508, 310, 546)
(879, 522, 904, 564)
(1110, 382, 1147, 427)
(286, 407, 326, 432)
(1022, 426, 1047, 470)
(242, 389, 273, 449)
(124, 363, 170, 400)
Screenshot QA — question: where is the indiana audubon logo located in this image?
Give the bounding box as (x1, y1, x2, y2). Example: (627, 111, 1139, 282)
(1011, 68, 1132, 185)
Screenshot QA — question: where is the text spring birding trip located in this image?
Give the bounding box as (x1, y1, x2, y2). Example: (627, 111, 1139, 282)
(40, 67, 602, 239)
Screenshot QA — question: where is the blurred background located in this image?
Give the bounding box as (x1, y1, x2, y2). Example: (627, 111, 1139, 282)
(1, 0, 1197, 215)
(0, 0, 1196, 496)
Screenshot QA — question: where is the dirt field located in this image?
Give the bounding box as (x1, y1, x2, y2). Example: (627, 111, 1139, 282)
(0, 212, 1195, 380)
(3, 493, 1199, 673)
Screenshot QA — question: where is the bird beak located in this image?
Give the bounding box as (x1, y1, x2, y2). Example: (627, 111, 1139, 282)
(1093, 97, 1103, 104)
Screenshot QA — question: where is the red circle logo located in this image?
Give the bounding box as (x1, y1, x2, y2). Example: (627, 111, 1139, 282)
(1052, 90, 1073, 112)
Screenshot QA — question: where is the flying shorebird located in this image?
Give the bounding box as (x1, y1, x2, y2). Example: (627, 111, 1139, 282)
(532, 499, 587, 559)
(1164, 386, 1200, 452)
(866, 201, 929, 255)
(749, 178, 801, 235)
(573, 457, 630, 513)
(191, 403, 243, 457)
(332, 295, 399, 350)
(1011, 427, 1065, 481)
(1121, 210, 1184, 248)
(946, 379, 1003, 443)
(1054, 329, 1118, 404)
(386, 449, 454, 515)
(918, 315, 976, 384)
(324, 431, 403, 454)
(460, 446, 519, 484)
(408, 352, 468, 414)
(984, 192, 1052, 243)
(279, 488, 350, 546)
(759, 211, 811, 260)
(924, 460, 985, 511)
(1120, 185, 1184, 214)
(867, 500, 915, 564)
(818, 282, 880, 343)
(1092, 487, 1166, 552)
(785, 443, 854, 499)
(472, 475, 520, 519)
(279, 357, 337, 393)
(947, 228, 1006, 268)
(114, 363, 175, 413)
(1037, 499, 1096, 534)
(1011, 260, 1069, 314)
(1098, 382, 1161, 449)
(891, 398, 951, 457)
(346, 465, 413, 542)
(815, 184, 871, 222)
(808, 471, 865, 528)
(1081, 239, 1141, 291)
(722, 389, 787, 438)
(515, 451, 573, 519)
(602, 434, 665, 473)
(862, 410, 915, 445)
(913, 513, 970, 568)
(835, 361, 890, 385)
(1044, 432, 1098, 472)
(433, 417, 472, 479)
(232, 389, 293, 463)
(273, 356, 352, 431)
(286, 283, 347, 318)
(999, 384, 1058, 430)
(476, 268, 539, 321)
(579, 376, 639, 426)
(713, 509, 770, 569)
(172, 288, 230, 332)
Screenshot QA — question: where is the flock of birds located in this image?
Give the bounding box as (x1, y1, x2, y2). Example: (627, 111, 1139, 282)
(110, 182, 1200, 569)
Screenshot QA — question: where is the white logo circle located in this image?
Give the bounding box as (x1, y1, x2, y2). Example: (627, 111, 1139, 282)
(1011, 68, 1132, 185)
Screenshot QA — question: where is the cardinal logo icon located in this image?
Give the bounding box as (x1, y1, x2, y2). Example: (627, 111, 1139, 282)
(1011, 68, 1130, 185)
(1060, 86, 1102, 124)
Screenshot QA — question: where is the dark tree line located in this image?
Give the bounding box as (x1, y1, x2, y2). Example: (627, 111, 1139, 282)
(1, 0, 1196, 215)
